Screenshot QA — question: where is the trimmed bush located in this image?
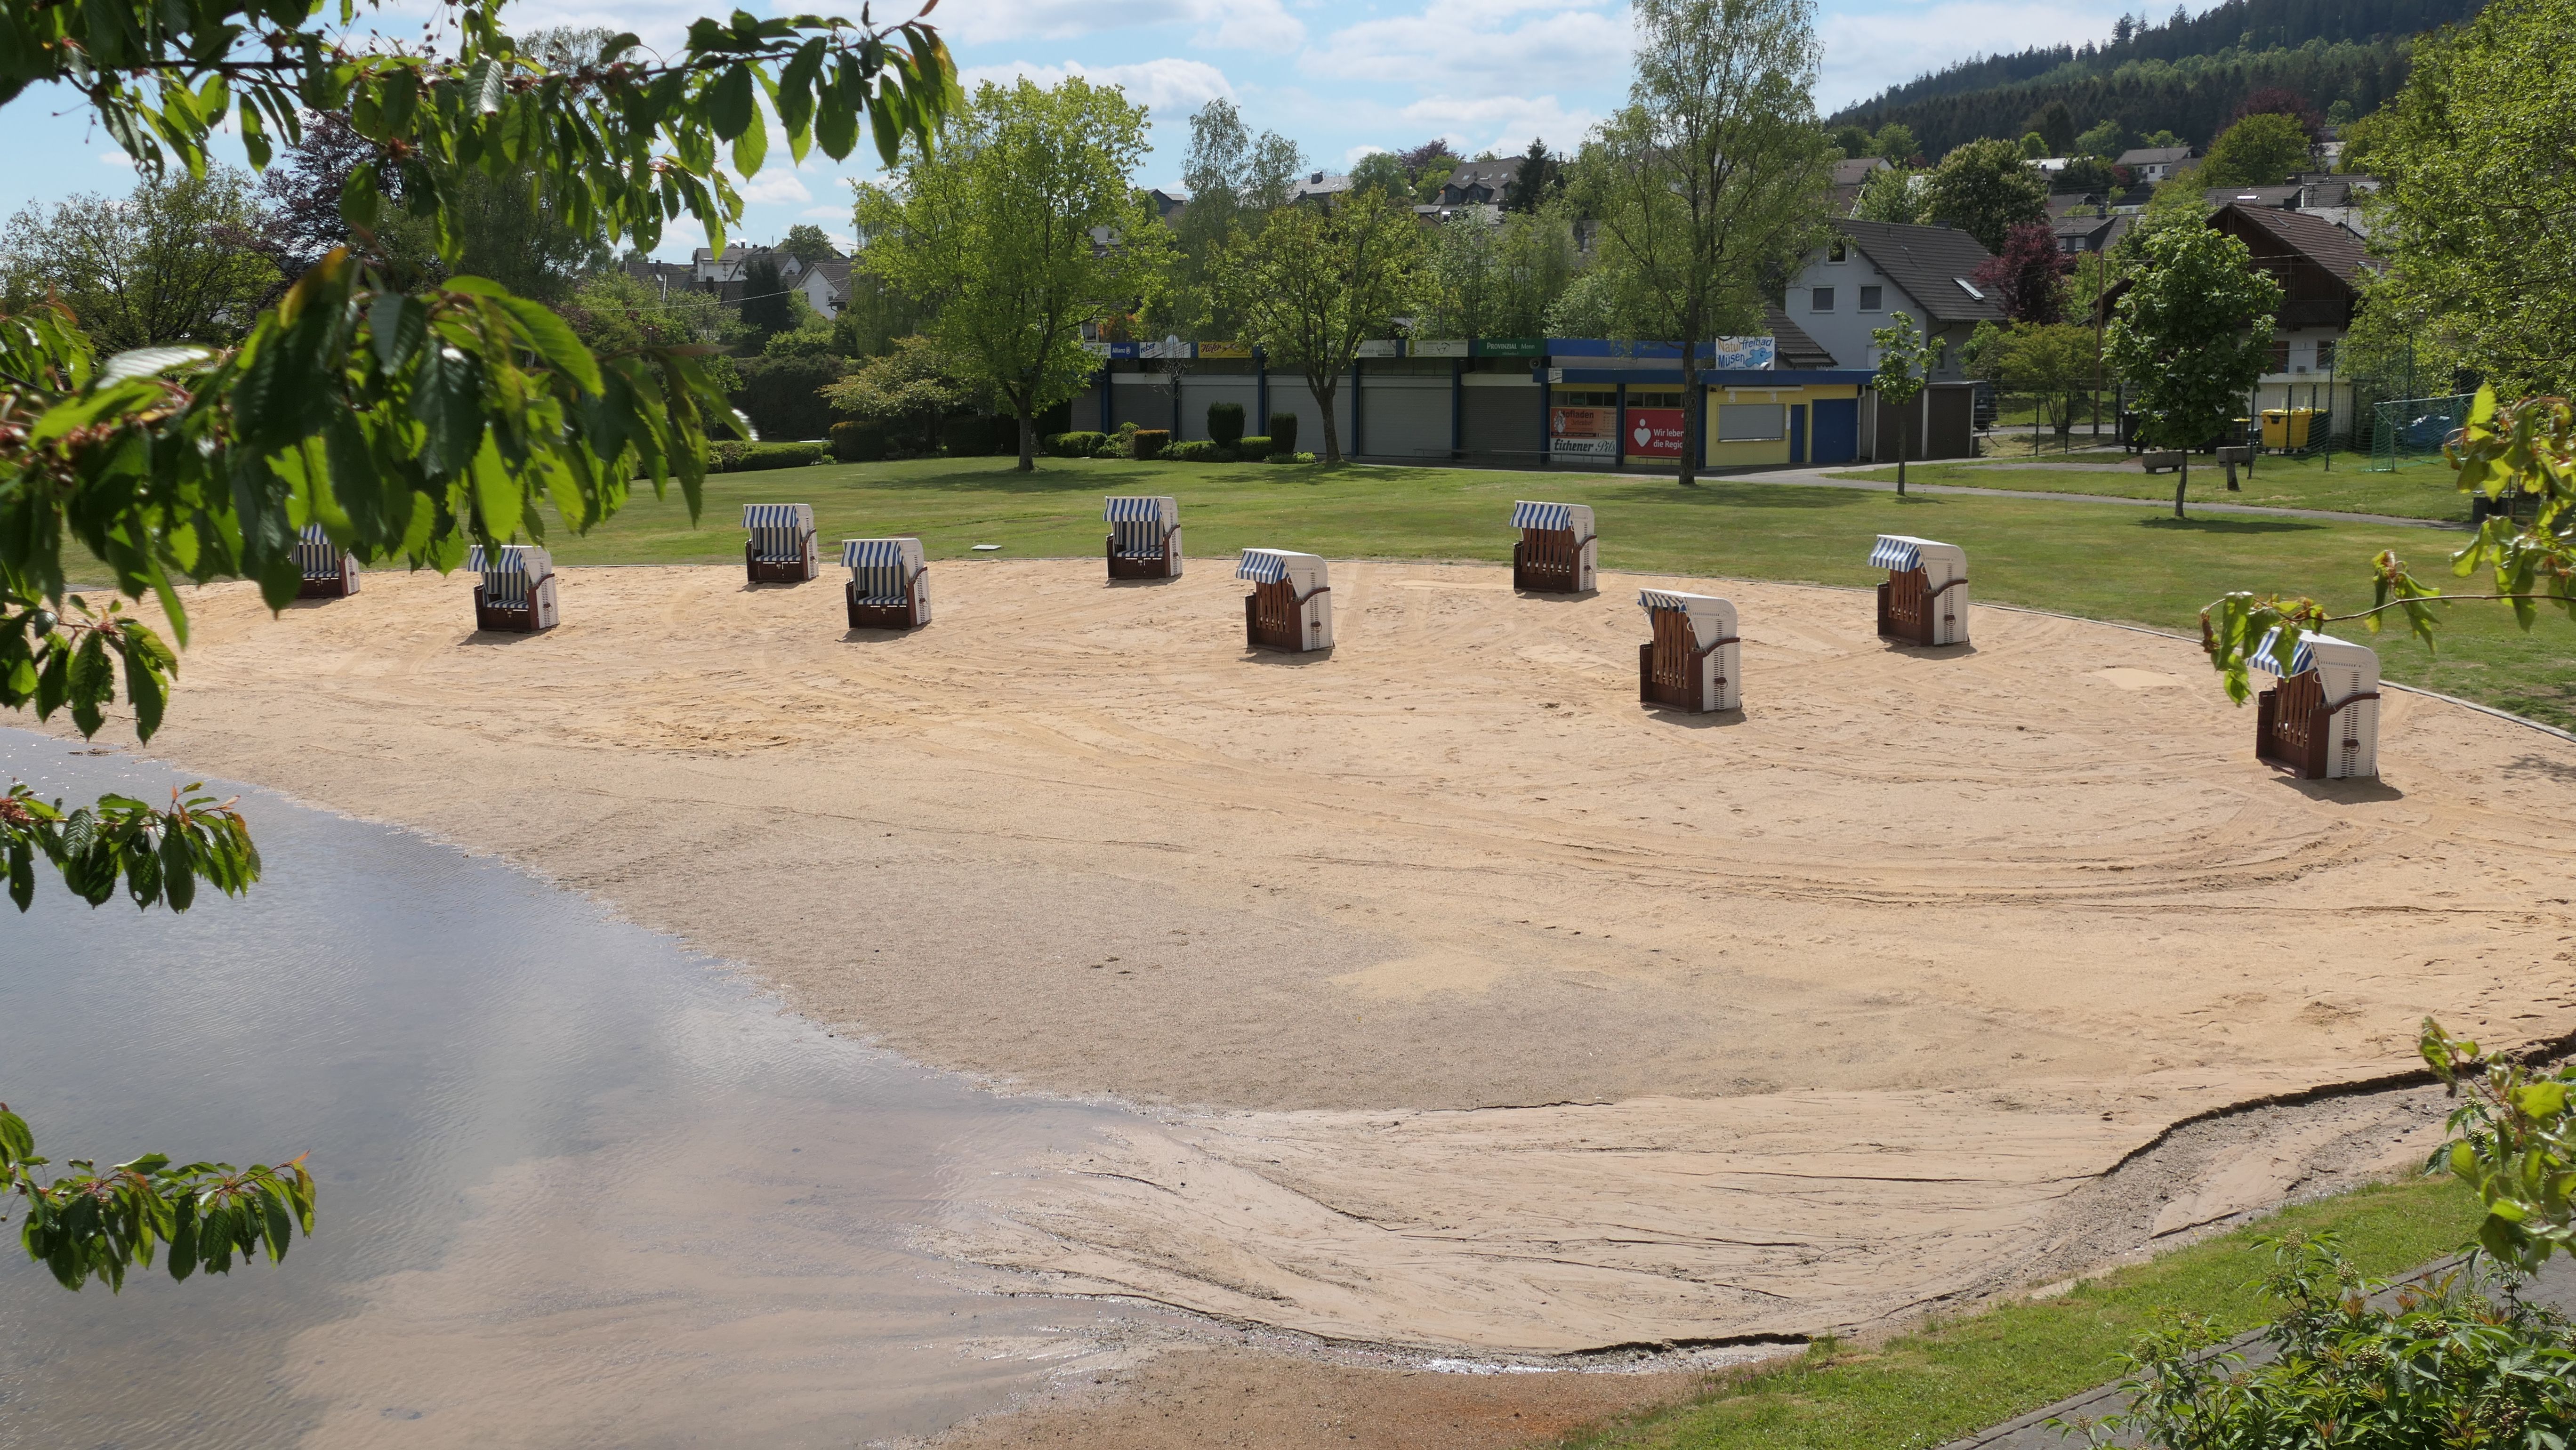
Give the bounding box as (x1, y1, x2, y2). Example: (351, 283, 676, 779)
(708, 440, 830, 472)
(1167, 440, 1218, 462)
(1207, 402, 1245, 448)
(1131, 428, 1170, 460)
(1092, 435, 1125, 458)
(1045, 430, 1106, 458)
(1265, 412, 1299, 455)
(829, 421, 889, 462)
(1238, 434, 1272, 456)
(941, 414, 1008, 456)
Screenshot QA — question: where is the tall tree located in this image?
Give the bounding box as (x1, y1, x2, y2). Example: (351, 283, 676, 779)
(858, 77, 1168, 470)
(1221, 188, 1423, 464)
(1506, 140, 1560, 211)
(2367, 0, 2576, 398)
(1420, 212, 1499, 338)
(1570, 0, 1833, 486)
(1851, 164, 1924, 223)
(1162, 99, 1301, 338)
(1870, 311, 1943, 493)
(737, 250, 796, 336)
(2197, 111, 2311, 186)
(781, 224, 840, 263)
(1921, 137, 2048, 251)
(1971, 219, 2072, 323)
(2104, 221, 2282, 515)
(0, 0, 957, 1287)
(1, 168, 282, 353)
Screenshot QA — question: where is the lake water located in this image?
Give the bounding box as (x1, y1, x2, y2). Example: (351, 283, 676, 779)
(0, 732, 1186, 1447)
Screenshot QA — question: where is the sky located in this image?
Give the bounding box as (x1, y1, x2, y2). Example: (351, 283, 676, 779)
(0, 0, 2145, 261)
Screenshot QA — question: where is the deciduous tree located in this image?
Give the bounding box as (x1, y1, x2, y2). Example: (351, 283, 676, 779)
(2103, 221, 2281, 516)
(2197, 111, 2311, 188)
(1569, 0, 1833, 485)
(1921, 137, 2048, 252)
(1869, 310, 1943, 494)
(1971, 218, 2071, 324)
(1221, 188, 1422, 464)
(857, 77, 1167, 470)
(1, 169, 283, 353)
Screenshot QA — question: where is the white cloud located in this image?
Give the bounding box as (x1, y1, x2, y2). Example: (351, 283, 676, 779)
(1394, 94, 1598, 156)
(1817, 1, 2133, 113)
(957, 58, 1235, 116)
(99, 151, 134, 168)
(948, 0, 1300, 47)
(799, 204, 849, 220)
(1304, 0, 1629, 98)
(737, 169, 813, 205)
(1344, 143, 1389, 163)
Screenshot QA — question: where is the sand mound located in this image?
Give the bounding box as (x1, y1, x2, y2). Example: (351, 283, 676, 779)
(72, 558, 2576, 1351)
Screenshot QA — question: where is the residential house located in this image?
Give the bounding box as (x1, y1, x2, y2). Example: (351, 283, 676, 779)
(1287, 170, 1352, 207)
(2206, 202, 2381, 433)
(621, 255, 696, 298)
(779, 254, 851, 319)
(2051, 207, 2134, 254)
(1437, 158, 1523, 207)
(1784, 219, 2006, 382)
(1829, 155, 1889, 215)
(688, 242, 779, 304)
(1146, 187, 1189, 222)
(2115, 145, 2194, 184)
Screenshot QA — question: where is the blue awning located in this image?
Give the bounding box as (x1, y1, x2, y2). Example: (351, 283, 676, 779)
(1511, 501, 1573, 531)
(1868, 536, 1923, 572)
(1236, 549, 1292, 583)
(1104, 495, 1169, 523)
(842, 538, 911, 569)
(742, 503, 811, 529)
(2251, 627, 2315, 677)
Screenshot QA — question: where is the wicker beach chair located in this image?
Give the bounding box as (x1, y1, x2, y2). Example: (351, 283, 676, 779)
(743, 503, 819, 582)
(2250, 628, 2381, 779)
(1637, 589, 1741, 713)
(467, 544, 557, 632)
(295, 523, 361, 598)
(1104, 496, 1183, 580)
(1237, 548, 1332, 652)
(843, 537, 930, 629)
(1510, 501, 1598, 594)
(1869, 534, 1970, 646)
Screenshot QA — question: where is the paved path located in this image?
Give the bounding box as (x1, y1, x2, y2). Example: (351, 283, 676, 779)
(1716, 464, 2463, 531)
(1939, 1253, 2576, 1449)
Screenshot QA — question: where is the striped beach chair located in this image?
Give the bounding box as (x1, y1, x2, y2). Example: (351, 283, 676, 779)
(295, 523, 361, 598)
(2250, 627, 2381, 779)
(1510, 501, 1597, 594)
(1104, 495, 1183, 580)
(1869, 534, 1969, 646)
(1637, 589, 1740, 713)
(843, 537, 930, 629)
(743, 503, 819, 583)
(466, 544, 557, 632)
(1237, 549, 1332, 652)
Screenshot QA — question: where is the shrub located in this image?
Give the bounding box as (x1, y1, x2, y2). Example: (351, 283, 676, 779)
(1167, 440, 1217, 462)
(1092, 435, 1125, 459)
(1207, 401, 1245, 448)
(1132, 428, 1170, 460)
(1265, 412, 1299, 455)
(1238, 434, 1272, 456)
(829, 421, 889, 462)
(1266, 451, 1315, 464)
(730, 353, 843, 443)
(1046, 430, 1106, 459)
(708, 440, 830, 472)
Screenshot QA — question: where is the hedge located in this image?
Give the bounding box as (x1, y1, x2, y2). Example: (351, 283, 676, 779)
(1265, 412, 1299, 455)
(1207, 402, 1245, 448)
(708, 440, 830, 472)
(730, 354, 841, 443)
(1132, 428, 1170, 460)
(829, 421, 892, 462)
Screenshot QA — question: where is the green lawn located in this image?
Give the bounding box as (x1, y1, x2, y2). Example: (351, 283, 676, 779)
(1828, 452, 2470, 522)
(544, 454, 2576, 730)
(1553, 1177, 2482, 1450)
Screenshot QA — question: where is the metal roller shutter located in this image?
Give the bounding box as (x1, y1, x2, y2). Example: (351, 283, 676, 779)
(1461, 382, 1542, 461)
(1111, 374, 1179, 433)
(1360, 375, 1452, 458)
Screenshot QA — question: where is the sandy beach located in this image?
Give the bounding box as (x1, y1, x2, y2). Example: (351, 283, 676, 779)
(50, 557, 2576, 1365)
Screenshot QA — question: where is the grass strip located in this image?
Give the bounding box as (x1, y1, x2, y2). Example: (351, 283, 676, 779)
(1827, 452, 2465, 522)
(1550, 1177, 2481, 1450)
(531, 456, 2576, 731)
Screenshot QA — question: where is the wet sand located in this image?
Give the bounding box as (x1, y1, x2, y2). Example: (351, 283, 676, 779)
(52, 558, 2576, 1371)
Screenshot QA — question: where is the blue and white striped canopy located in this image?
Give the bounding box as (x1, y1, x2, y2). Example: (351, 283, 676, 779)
(1512, 501, 1574, 531)
(842, 538, 912, 569)
(1637, 588, 1692, 613)
(2251, 626, 2316, 677)
(1868, 536, 1924, 572)
(295, 523, 344, 578)
(465, 544, 545, 579)
(299, 522, 331, 546)
(1104, 495, 1171, 524)
(1236, 549, 1292, 583)
(742, 503, 812, 530)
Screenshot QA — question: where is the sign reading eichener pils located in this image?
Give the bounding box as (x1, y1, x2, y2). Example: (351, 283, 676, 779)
(1549, 407, 1616, 457)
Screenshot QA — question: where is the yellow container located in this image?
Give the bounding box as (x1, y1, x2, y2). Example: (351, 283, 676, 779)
(2260, 408, 2316, 449)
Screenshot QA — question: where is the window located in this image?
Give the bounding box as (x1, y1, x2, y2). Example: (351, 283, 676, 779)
(1827, 239, 1848, 262)
(1551, 389, 1618, 407)
(1627, 389, 1682, 408)
(2316, 339, 2338, 371)
(1811, 286, 1835, 312)
(1859, 285, 1883, 312)
(1716, 403, 1785, 441)
(2267, 340, 2291, 374)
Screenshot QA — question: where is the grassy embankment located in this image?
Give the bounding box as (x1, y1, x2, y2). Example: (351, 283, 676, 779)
(1550, 1177, 2480, 1450)
(541, 454, 2576, 730)
(1830, 451, 2463, 521)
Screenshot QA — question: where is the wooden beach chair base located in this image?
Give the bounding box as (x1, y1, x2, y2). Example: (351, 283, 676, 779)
(847, 581, 927, 629)
(1638, 617, 1736, 711)
(745, 540, 819, 584)
(473, 583, 554, 633)
(1876, 567, 1964, 647)
(2256, 675, 2380, 779)
(1107, 537, 1178, 580)
(1512, 535, 1583, 593)
(1243, 581, 1320, 652)
(298, 559, 360, 598)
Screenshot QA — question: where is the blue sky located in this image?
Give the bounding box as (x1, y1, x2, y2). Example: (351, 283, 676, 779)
(0, 0, 2140, 260)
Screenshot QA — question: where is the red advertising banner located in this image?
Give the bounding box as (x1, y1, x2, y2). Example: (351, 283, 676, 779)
(1549, 406, 1617, 458)
(1626, 408, 1685, 459)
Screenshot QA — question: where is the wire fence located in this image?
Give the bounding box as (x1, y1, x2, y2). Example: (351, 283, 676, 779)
(2370, 393, 2476, 473)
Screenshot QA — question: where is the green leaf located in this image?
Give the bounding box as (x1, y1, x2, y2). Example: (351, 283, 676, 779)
(492, 297, 603, 395)
(710, 64, 754, 141)
(731, 97, 767, 180)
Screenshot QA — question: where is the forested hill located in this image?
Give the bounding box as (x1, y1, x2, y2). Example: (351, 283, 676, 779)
(1827, 0, 2484, 156)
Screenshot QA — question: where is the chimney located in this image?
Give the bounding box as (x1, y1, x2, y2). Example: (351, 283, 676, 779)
(1311, 171, 1324, 184)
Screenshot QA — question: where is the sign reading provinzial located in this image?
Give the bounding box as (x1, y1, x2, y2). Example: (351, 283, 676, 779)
(1476, 338, 1546, 357)
(1626, 408, 1685, 458)
(1550, 407, 1617, 457)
